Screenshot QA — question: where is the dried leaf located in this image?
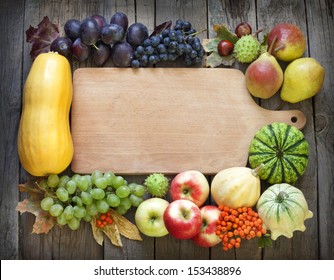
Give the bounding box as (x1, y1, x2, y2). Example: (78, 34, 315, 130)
(102, 223, 123, 247)
(18, 181, 44, 200)
(150, 20, 172, 37)
(90, 217, 104, 245)
(16, 198, 56, 234)
(110, 209, 142, 241)
(26, 16, 59, 60)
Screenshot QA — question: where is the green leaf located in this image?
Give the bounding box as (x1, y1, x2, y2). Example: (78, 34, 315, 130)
(258, 234, 273, 248)
(205, 51, 235, 68)
(202, 38, 220, 53)
(213, 24, 239, 44)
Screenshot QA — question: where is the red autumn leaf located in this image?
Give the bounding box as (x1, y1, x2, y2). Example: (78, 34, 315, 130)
(26, 16, 59, 60)
(16, 198, 56, 234)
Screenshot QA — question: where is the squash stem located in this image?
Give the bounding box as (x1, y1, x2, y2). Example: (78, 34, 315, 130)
(275, 191, 289, 203)
(251, 163, 264, 177)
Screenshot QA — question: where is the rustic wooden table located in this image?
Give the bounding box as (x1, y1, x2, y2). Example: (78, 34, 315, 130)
(0, 0, 333, 260)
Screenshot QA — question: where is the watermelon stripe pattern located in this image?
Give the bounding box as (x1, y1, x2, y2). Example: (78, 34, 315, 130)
(248, 122, 309, 184)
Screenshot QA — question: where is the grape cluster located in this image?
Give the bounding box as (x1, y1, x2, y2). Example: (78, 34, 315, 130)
(40, 171, 146, 230)
(131, 20, 205, 67)
(50, 13, 204, 67)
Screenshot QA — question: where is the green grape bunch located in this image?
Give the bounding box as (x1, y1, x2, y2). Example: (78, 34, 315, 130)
(39, 171, 147, 230)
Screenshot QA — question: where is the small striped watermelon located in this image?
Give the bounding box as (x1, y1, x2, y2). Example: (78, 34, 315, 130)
(248, 122, 309, 184)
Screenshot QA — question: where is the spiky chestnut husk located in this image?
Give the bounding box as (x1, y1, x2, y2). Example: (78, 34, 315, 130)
(233, 35, 261, 63)
(144, 173, 169, 197)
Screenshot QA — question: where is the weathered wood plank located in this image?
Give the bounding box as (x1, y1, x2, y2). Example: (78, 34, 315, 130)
(256, 0, 318, 259)
(20, 0, 104, 259)
(153, 0, 210, 259)
(305, 0, 334, 260)
(0, 0, 25, 260)
(207, 0, 259, 260)
(102, 0, 155, 260)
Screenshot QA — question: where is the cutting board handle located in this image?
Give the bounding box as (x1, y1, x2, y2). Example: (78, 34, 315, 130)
(265, 108, 307, 130)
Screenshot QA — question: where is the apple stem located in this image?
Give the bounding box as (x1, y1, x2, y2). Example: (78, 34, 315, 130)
(268, 35, 278, 55)
(275, 100, 286, 110)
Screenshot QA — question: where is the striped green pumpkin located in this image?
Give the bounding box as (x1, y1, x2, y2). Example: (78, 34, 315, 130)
(256, 183, 313, 240)
(248, 122, 309, 184)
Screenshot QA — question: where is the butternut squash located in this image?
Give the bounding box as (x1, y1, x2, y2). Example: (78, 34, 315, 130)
(18, 52, 73, 176)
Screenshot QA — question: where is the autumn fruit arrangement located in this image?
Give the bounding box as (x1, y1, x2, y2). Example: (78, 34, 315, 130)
(16, 15, 315, 252)
(27, 15, 205, 67)
(203, 22, 325, 104)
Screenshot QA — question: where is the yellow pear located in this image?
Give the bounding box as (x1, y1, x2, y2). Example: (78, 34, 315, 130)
(281, 57, 325, 103)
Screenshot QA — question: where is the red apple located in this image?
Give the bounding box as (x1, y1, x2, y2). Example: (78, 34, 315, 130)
(192, 205, 221, 247)
(267, 23, 306, 62)
(170, 170, 209, 207)
(163, 199, 202, 239)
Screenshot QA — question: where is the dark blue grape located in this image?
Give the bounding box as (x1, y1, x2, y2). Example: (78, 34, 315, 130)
(169, 31, 177, 41)
(174, 24, 182, 30)
(140, 55, 148, 66)
(193, 56, 202, 64)
(131, 59, 140, 68)
(182, 21, 192, 32)
(177, 35, 184, 43)
(176, 43, 185, 56)
(161, 29, 170, 38)
(157, 44, 167, 53)
(192, 41, 202, 51)
(168, 53, 178, 61)
(159, 53, 168, 61)
(143, 38, 152, 47)
(133, 51, 141, 59)
(144, 45, 154, 55)
(197, 48, 205, 58)
(163, 37, 170, 46)
(150, 36, 160, 47)
(136, 45, 145, 55)
(184, 44, 193, 54)
(149, 55, 158, 64)
(190, 49, 197, 58)
(186, 36, 195, 45)
(169, 41, 178, 49)
(184, 56, 192, 66)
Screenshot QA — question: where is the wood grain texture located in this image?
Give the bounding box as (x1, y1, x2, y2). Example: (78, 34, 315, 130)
(0, 0, 333, 260)
(71, 68, 305, 175)
(306, 0, 334, 260)
(0, 0, 25, 260)
(257, 0, 319, 260)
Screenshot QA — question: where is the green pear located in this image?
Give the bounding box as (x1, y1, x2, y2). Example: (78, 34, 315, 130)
(280, 57, 325, 103)
(245, 51, 284, 99)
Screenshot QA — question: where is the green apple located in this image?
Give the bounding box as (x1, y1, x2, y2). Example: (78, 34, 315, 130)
(135, 197, 169, 237)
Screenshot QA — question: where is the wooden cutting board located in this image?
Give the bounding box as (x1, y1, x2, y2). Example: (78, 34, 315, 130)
(71, 68, 306, 175)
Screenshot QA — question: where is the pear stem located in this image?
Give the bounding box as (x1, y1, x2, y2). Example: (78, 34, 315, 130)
(275, 100, 286, 110)
(253, 28, 263, 38)
(268, 35, 277, 55)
